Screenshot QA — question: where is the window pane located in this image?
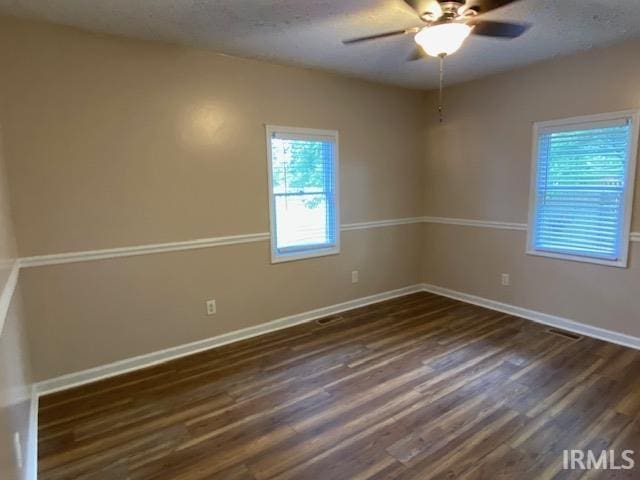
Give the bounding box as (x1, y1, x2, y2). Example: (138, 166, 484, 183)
(275, 194, 329, 249)
(532, 121, 632, 262)
(271, 138, 332, 194)
(268, 128, 338, 260)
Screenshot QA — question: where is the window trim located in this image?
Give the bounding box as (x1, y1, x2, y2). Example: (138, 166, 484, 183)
(265, 124, 340, 264)
(526, 110, 640, 268)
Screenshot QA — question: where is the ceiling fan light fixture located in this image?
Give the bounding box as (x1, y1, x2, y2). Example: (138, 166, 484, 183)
(414, 23, 473, 57)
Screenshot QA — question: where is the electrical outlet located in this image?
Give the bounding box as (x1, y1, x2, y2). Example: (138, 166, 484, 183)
(13, 432, 22, 469)
(501, 273, 510, 286)
(351, 270, 359, 284)
(206, 299, 216, 315)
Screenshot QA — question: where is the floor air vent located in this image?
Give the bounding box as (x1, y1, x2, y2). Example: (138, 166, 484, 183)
(316, 315, 341, 326)
(546, 328, 582, 341)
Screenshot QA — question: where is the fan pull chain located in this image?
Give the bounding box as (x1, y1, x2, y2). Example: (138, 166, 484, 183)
(438, 53, 445, 123)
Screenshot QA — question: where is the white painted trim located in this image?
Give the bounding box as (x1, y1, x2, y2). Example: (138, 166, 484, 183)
(34, 284, 422, 395)
(269, 246, 340, 264)
(19, 233, 271, 268)
(25, 385, 38, 480)
(526, 109, 640, 269)
(419, 218, 640, 241)
(534, 109, 640, 131)
(525, 248, 629, 268)
(18, 218, 421, 268)
(421, 283, 640, 351)
(342, 217, 424, 231)
(15, 217, 640, 269)
(265, 124, 340, 264)
(421, 216, 527, 231)
(265, 125, 339, 139)
(421, 217, 640, 242)
(33, 279, 640, 396)
(0, 261, 20, 336)
(23, 279, 640, 478)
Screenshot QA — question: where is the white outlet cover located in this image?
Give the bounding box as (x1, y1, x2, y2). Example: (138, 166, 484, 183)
(206, 299, 216, 315)
(351, 271, 359, 283)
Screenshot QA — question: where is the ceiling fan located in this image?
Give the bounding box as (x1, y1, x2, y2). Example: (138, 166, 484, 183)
(343, 0, 530, 120)
(343, 0, 529, 59)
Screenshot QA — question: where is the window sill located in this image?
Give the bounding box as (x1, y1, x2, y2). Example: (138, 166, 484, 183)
(525, 248, 628, 268)
(271, 246, 340, 264)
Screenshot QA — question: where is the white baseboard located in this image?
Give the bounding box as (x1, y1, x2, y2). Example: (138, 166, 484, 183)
(34, 284, 423, 395)
(34, 281, 640, 397)
(421, 283, 640, 350)
(25, 385, 38, 480)
(27, 281, 640, 480)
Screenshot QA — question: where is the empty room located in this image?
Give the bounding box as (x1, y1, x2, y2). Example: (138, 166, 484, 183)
(1, 0, 640, 478)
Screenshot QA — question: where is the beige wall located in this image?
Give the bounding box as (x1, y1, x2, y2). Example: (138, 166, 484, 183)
(421, 39, 640, 338)
(0, 16, 424, 380)
(3, 15, 640, 384)
(21, 225, 421, 379)
(0, 17, 423, 256)
(0, 125, 32, 479)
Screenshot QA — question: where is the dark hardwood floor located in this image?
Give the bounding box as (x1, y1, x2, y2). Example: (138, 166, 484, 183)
(38, 292, 640, 479)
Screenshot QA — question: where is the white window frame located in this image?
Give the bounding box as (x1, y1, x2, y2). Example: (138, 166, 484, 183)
(526, 110, 640, 268)
(266, 125, 340, 264)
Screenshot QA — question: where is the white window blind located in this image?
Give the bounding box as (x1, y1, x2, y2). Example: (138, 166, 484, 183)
(528, 112, 639, 267)
(266, 126, 339, 262)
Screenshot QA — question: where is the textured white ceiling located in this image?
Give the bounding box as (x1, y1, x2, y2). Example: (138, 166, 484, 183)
(1, 0, 639, 89)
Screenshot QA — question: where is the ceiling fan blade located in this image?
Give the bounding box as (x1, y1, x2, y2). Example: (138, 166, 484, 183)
(407, 46, 428, 61)
(402, 0, 442, 18)
(463, 0, 523, 14)
(342, 28, 417, 45)
(469, 20, 529, 38)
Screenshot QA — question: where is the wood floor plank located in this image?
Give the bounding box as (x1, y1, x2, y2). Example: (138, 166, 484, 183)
(38, 292, 640, 479)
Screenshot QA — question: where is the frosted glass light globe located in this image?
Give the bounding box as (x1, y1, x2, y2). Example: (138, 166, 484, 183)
(414, 23, 473, 57)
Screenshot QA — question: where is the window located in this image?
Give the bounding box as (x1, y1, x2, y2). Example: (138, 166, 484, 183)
(266, 125, 339, 263)
(527, 111, 639, 267)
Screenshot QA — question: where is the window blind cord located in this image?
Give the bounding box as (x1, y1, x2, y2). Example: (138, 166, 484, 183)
(283, 159, 288, 209)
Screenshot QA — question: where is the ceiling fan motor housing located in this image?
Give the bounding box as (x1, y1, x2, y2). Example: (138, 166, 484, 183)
(421, 1, 475, 22)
